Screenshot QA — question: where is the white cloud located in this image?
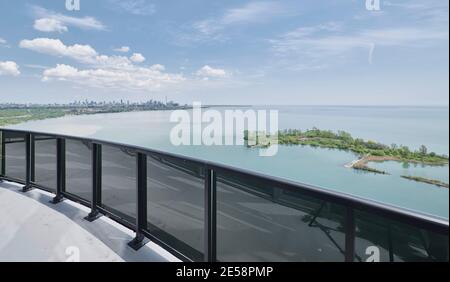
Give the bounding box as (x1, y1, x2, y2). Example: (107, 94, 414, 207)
(0, 61, 20, 76)
(43, 64, 185, 91)
(280, 22, 342, 39)
(18, 36, 184, 91)
(193, 1, 285, 36)
(18, 37, 188, 92)
(19, 38, 98, 63)
(19, 38, 146, 70)
(271, 23, 449, 65)
(0, 37, 9, 48)
(196, 65, 228, 78)
(32, 6, 106, 32)
(24, 64, 49, 70)
(361, 28, 449, 46)
(222, 1, 284, 25)
(150, 64, 165, 71)
(113, 46, 130, 53)
(95, 55, 132, 68)
(34, 18, 68, 33)
(19, 38, 142, 70)
(130, 53, 146, 63)
(43, 64, 78, 79)
(108, 0, 156, 16)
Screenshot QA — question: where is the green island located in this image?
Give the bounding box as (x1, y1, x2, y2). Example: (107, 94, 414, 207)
(0, 100, 187, 127)
(244, 128, 449, 188)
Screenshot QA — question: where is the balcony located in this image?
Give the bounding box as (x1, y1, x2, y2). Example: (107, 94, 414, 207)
(0, 181, 178, 262)
(0, 129, 448, 262)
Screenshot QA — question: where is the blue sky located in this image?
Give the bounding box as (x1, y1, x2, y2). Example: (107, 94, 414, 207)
(0, 0, 448, 105)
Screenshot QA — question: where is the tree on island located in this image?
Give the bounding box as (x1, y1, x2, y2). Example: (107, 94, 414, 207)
(419, 145, 428, 156)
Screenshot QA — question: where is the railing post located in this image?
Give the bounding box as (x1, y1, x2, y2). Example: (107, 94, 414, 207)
(85, 143, 102, 222)
(51, 138, 65, 204)
(272, 186, 282, 202)
(128, 152, 148, 250)
(0, 131, 5, 181)
(22, 133, 33, 192)
(204, 167, 217, 262)
(387, 223, 394, 262)
(30, 135, 35, 183)
(345, 207, 355, 262)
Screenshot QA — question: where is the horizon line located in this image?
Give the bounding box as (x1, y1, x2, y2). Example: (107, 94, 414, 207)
(1, 103, 448, 108)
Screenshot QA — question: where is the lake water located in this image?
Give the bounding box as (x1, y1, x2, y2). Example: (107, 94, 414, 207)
(7, 106, 449, 219)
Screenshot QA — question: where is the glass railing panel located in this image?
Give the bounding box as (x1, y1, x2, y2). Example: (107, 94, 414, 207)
(3, 131, 27, 181)
(354, 210, 448, 262)
(101, 145, 136, 223)
(33, 135, 57, 191)
(216, 171, 347, 262)
(65, 139, 92, 202)
(146, 154, 205, 260)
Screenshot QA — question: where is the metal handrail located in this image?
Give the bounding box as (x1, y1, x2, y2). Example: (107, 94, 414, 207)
(0, 127, 448, 262)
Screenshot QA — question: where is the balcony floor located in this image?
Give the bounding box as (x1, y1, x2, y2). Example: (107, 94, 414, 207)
(0, 181, 179, 262)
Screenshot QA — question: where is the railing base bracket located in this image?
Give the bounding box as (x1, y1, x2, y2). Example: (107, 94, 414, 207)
(50, 195, 64, 204)
(84, 211, 102, 222)
(21, 184, 34, 193)
(128, 235, 147, 251)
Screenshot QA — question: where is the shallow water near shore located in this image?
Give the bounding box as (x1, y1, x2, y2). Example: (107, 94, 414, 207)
(369, 161, 449, 183)
(7, 106, 449, 219)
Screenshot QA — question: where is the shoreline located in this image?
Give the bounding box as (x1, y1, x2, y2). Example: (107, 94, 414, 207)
(401, 176, 449, 189)
(345, 155, 401, 169)
(345, 155, 449, 188)
(351, 155, 448, 167)
(246, 128, 449, 189)
(0, 106, 196, 128)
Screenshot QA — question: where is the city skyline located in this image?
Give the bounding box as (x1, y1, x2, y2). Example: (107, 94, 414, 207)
(0, 0, 449, 105)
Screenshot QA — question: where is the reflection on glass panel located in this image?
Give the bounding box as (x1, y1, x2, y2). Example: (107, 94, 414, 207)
(34, 135, 57, 191)
(216, 172, 346, 262)
(146, 154, 205, 258)
(354, 211, 390, 262)
(66, 139, 92, 202)
(355, 210, 448, 262)
(4, 132, 26, 181)
(101, 145, 136, 222)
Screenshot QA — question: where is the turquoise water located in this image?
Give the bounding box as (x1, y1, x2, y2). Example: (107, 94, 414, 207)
(7, 106, 449, 219)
